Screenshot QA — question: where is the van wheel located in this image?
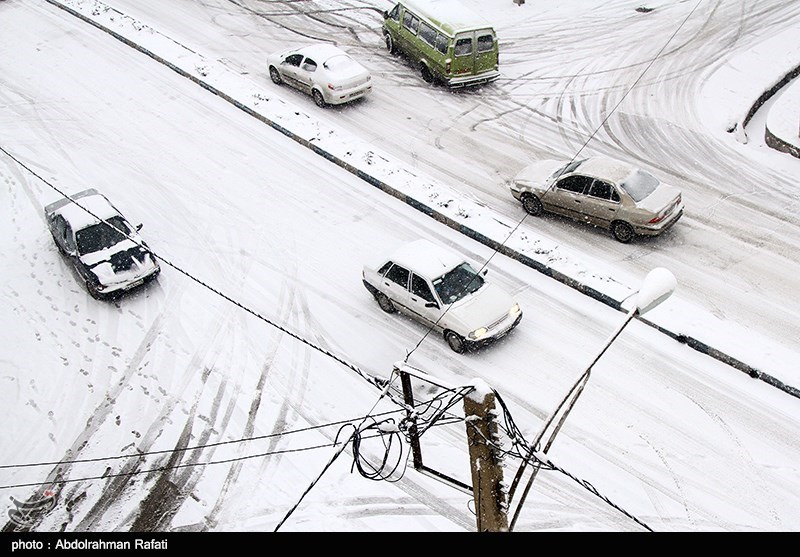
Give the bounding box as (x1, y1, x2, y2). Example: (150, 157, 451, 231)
(611, 221, 635, 243)
(521, 193, 543, 216)
(269, 66, 282, 85)
(385, 34, 396, 55)
(312, 89, 327, 108)
(375, 293, 396, 313)
(445, 331, 466, 353)
(421, 65, 434, 84)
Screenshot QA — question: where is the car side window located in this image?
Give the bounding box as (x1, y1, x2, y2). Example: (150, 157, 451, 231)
(385, 264, 410, 289)
(388, 4, 400, 21)
(454, 37, 473, 56)
(402, 12, 419, 34)
(378, 261, 393, 275)
(587, 180, 616, 201)
(556, 175, 593, 194)
(285, 54, 303, 67)
(301, 58, 317, 72)
(410, 274, 436, 303)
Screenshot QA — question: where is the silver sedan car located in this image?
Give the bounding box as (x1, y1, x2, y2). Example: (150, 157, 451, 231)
(509, 156, 684, 243)
(267, 44, 372, 108)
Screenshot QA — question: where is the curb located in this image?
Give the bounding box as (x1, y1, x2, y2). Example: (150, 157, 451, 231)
(45, 0, 800, 401)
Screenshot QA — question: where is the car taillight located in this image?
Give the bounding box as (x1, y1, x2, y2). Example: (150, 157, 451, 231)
(649, 214, 666, 224)
(327, 83, 342, 91)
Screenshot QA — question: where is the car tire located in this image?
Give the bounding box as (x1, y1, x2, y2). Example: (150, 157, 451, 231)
(611, 221, 635, 243)
(375, 292, 396, 314)
(421, 65, 434, 84)
(312, 89, 327, 108)
(385, 34, 396, 55)
(445, 330, 466, 353)
(269, 66, 282, 85)
(520, 193, 544, 216)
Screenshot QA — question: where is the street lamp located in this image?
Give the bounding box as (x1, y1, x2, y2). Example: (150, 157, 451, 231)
(507, 267, 677, 530)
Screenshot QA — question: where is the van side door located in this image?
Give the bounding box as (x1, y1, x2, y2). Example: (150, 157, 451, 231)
(399, 9, 421, 60)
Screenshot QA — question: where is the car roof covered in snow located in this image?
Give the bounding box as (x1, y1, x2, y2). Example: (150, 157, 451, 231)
(296, 44, 352, 63)
(387, 239, 466, 278)
(44, 188, 120, 231)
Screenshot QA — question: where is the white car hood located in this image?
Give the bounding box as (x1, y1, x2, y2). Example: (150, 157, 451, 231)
(513, 160, 565, 187)
(446, 282, 515, 332)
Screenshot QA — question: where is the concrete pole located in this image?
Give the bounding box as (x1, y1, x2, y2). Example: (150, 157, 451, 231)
(463, 386, 508, 532)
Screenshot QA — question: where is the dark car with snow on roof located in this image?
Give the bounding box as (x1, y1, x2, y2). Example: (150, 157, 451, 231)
(44, 188, 160, 300)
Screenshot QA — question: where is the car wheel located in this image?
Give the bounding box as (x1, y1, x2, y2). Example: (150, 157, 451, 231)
(385, 34, 396, 55)
(269, 66, 282, 85)
(312, 89, 327, 108)
(520, 193, 543, 216)
(375, 292, 396, 314)
(421, 65, 434, 84)
(611, 221, 635, 243)
(445, 330, 466, 353)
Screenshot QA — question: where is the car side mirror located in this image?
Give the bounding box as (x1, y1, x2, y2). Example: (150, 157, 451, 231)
(482, 269, 488, 276)
(136, 223, 143, 231)
(383, 10, 389, 18)
(425, 301, 439, 309)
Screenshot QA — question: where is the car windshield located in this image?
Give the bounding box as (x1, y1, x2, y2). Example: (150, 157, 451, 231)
(620, 169, 660, 202)
(550, 158, 586, 182)
(432, 262, 484, 304)
(75, 216, 131, 254)
(324, 54, 357, 72)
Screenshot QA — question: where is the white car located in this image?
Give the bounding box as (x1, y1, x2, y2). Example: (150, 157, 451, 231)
(362, 239, 522, 353)
(267, 44, 373, 108)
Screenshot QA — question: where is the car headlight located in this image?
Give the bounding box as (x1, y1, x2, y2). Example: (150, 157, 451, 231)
(469, 327, 488, 340)
(509, 303, 521, 317)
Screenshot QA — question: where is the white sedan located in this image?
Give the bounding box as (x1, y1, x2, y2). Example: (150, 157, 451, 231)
(267, 44, 372, 108)
(362, 239, 522, 353)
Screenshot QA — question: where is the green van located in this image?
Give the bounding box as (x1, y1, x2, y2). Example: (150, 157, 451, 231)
(382, 0, 500, 88)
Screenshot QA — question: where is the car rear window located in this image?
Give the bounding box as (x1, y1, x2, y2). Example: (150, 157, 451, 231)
(324, 55, 356, 72)
(620, 169, 660, 202)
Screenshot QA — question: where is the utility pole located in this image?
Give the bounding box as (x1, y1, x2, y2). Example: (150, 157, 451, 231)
(463, 382, 508, 532)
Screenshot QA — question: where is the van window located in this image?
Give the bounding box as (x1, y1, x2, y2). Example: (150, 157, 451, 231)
(477, 33, 494, 53)
(403, 12, 420, 34)
(418, 21, 437, 47)
(434, 33, 449, 55)
(454, 37, 473, 56)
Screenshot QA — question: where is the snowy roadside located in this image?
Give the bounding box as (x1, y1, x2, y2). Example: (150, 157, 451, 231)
(44, 0, 800, 395)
